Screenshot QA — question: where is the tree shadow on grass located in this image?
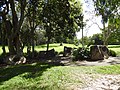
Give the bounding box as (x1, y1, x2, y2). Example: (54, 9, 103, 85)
(0, 62, 63, 84)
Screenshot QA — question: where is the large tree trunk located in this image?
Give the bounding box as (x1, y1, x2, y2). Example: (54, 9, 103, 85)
(9, 0, 25, 56)
(27, 44, 31, 55)
(14, 34, 23, 56)
(8, 38, 15, 55)
(2, 17, 16, 55)
(30, 27, 35, 57)
(1, 32, 6, 54)
(46, 37, 50, 52)
(32, 39, 35, 52)
(103, 21, 106, 45)
(31, 35, 35, 57)
(1, 23, 6, 54)
(1, 0, 26, 61)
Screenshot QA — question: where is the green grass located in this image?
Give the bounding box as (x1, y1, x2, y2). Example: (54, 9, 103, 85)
(34, 43, 78, 53)
(32, 44, 120, 56)
(0, 44, 120, 89)
(0, 44, 120, 56)
(0, 64, 120, 90)
(108, 45, 120, 56)
(0, 43, 78, 55)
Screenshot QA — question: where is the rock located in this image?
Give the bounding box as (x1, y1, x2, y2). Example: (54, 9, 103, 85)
(39, 49, 56, 59)
(63, 46, 73, 56)
(4, 55, 16, 65)
(101, 45, 109, 59)
(38, 51, 46, 58)
(4, 55, 26, 65)
(46, 49, 56, 57)
(90, 45, 109, 60)
(15, 56, 26, 65)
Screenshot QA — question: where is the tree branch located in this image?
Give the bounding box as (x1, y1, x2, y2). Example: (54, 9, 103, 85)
(9, 0, 18, 26)
(5, 0, 9, 15)
(18, 0, 27, 31)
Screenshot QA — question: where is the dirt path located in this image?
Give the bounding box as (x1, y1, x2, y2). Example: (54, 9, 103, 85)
(81, 75, 120, 90)
(67, 74, 120, 90)
(55, 56, 120, 90)
(57, 56, 120, 66)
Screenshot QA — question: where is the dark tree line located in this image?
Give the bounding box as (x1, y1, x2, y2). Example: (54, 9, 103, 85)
(0, 0, 83, 57)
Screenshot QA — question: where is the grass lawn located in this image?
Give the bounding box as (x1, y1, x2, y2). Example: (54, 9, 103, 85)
(0, 43, 79, 55)
(108, 45, 120, 56)
(0, 63, 120, 90)
(0, 44, 120, 89)
(36, 44, 120, 56)
(34, 43, 78, 53)
(0, 44, 120, 56)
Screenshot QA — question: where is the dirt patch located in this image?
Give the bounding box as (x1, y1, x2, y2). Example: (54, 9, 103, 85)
(64, 74, 120, 90)
(81, 75, 120, 90)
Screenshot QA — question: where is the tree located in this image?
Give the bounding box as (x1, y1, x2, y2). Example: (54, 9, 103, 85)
(79, 36, 90, 45)
(91, 33, 103, 45)
(20, 18, 31, 54)
(41, 0, 83, 51)
(93, 0, 120, 45)
(108, 17, 120, 45)
(0, 0, 27, 56)
(27, 0, 40, 56)
(41, 0, 71, 51)
(0, 0, 83, 57)
(35, 30, 47, 45)
(0, 18, 7, 54)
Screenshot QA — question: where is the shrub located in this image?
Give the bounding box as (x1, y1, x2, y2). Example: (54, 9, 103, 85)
(72, 47, 90, 61)
(109, 49, 117, 57)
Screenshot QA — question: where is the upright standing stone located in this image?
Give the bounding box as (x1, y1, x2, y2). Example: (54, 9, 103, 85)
(90, 45, 109, 60)
(63, 46, 72, 56)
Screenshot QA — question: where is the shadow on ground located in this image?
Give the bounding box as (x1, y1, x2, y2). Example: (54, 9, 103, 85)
(0, 60, 63, 83)
(0, 55, 120, 84)
(52, 56, 120, 66)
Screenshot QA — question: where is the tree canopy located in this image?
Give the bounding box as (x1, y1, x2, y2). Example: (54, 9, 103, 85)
(0, 0, 83, 55)
(93, 0, 120, 45)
